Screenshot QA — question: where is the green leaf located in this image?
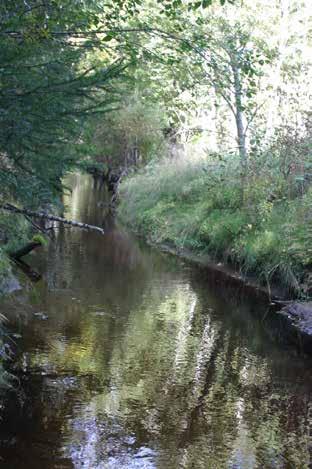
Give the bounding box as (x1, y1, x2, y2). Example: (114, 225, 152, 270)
(103, 33, 115, 42)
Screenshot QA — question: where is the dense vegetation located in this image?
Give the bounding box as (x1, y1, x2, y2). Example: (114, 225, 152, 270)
(0, 0, 240, 388)
(119, 152, 312, 296)
(1, 3, 312, 461)
(0, 0, 311, 296)
(117, 0, 312, 297)
(0, 0, 230, 273)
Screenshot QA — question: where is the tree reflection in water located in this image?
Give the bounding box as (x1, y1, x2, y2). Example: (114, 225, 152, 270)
(0, 174, 311, 469)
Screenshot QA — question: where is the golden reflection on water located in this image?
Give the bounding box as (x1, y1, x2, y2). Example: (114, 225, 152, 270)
(0, 174, 311, 469)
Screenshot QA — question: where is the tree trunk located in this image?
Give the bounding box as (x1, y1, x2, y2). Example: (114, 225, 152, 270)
(232, 61, 248, 201)
(232, 63, 247, 174)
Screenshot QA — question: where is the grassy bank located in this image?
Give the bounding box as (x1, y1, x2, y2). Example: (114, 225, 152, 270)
(119, 155, 312, 297)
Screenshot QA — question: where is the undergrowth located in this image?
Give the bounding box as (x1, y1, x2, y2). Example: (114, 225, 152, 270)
(119, 154, 312, 297)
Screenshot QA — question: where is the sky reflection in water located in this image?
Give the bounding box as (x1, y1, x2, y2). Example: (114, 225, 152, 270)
(0, 174, 312, 469)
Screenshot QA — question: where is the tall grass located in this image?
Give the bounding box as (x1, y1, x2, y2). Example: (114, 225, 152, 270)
(119, 154, 312, 296)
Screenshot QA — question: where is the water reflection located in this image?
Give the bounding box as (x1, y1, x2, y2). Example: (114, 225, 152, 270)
(0, 174, 312, 468)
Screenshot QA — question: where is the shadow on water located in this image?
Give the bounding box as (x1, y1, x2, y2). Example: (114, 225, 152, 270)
(0, 174, 312, 469)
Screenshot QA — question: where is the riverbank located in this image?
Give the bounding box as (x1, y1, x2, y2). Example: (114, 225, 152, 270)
(118, 156, 312, 352)
(119, 156, 312, 298)
(122, 236, 312, 354)
(160, 243, 312, 354)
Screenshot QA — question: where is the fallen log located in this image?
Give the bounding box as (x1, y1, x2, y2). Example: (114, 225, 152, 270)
(9, 241, 42, 260)
(8, 241, 43, 280)
(11, 258, 42, 282)
(0, 203, 105, 235)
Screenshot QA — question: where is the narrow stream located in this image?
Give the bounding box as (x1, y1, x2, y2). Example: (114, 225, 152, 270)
(0, 174, 311, 469)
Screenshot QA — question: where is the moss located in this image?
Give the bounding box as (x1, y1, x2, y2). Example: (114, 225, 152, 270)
(32, 234, 48, 246)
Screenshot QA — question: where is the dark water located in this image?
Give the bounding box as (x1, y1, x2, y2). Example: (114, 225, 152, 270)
(0, 174, 312, 469)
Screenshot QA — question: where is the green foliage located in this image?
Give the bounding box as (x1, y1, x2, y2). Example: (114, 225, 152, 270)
(119, 150, 312, 296)
(1, 0, 311, 300)
(0, 0, 134, 262)
(157, 0, 234, 17)
(1, 0, 236, 267)
(88, 95, 168, 170)
(32, 234, 48, 247)
(0, 0, 131, 211)
(0, 213, 30, 254)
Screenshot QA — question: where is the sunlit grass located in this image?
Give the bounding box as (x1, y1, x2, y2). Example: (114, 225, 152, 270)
(119, 154, 312, 296)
